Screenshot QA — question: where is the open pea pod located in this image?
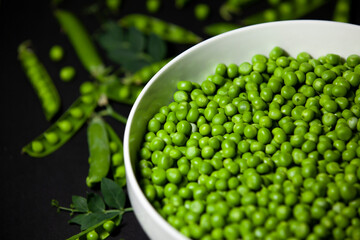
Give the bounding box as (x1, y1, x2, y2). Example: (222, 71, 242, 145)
(105, 123, 126, 187)
(203, 22, 240, 36)
(18, 41, 61, 121)
(242, 0, 327, 25)
(22, 91, 99, 158)
(67, 214, 121, 240)
(123, 58, 171, 85)
(101, 78, 142, 105)
(118, 14, 202, 44)
(86, 116, 111, 187)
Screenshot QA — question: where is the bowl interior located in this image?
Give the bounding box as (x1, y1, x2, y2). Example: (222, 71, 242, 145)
(124, 20, 360, 240)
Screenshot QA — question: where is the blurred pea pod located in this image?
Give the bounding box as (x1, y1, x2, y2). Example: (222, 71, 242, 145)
(242, 0, 327, 25)
(204, 22, 240, 36)
(105, 123, 126, 187)
(101, 78, 142, 105)
(220, 0, 259, 20)
(118, 14, 202, 44)
(123, 58, 171, 85)
(54, 9, 106, 80)
(175, 0, 191, 9)
(22, 91, 100, 158)
(18, 41, 61, 121)
(86, 116, 111, 187)
(333, 0, 350, 22)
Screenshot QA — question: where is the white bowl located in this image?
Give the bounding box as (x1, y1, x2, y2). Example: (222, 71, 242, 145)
(124, 20, 360, 240)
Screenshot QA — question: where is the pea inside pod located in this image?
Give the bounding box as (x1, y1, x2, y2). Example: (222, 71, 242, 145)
(22, 91, 99, 158)
(105, 123, 126, 187)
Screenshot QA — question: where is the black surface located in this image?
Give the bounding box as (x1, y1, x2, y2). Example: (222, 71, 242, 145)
(1, 0, 360, 239)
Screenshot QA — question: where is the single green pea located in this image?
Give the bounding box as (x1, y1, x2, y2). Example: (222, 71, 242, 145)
(60, 66, 76, 82)
(49, 45, 64, 62)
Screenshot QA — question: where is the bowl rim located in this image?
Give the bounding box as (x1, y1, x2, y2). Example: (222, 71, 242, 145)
(123, 19, 360, 239)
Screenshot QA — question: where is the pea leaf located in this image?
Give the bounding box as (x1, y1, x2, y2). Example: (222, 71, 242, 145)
(128, 27, 145, 52)
(96, 21, 125, 51)
(68, 213, 88, 226)
(147, 34, 166, 62)
(101, 178, 126, 209)
(87, 193, 105, 213)
(107, 47, 138, 65)
(72, 196, 88, 212)
(122, 58, 150, 73)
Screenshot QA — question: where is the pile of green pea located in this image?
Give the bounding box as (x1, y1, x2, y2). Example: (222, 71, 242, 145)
(137, 46, 360, 240)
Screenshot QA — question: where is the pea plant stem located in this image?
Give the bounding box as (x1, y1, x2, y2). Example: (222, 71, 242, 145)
(99, 105, 128, 124)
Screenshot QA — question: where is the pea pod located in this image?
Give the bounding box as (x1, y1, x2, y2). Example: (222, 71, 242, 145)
(101, 78, 142, 105)
(118, 14, 202, 44)
(22, 91, 99, 158)
(203, 22, 240, 36)
(67, 215, 120, 240)
(175, 0, 191, 9)
(18, 41, 61, 121)
(123, 58, 171, 85)
(86, 116, 111, 187)
(242, 0, 327, 25)
(54, 9, 106, 79)
(220, 0, 258, 20)
(105, 123, 126, 187)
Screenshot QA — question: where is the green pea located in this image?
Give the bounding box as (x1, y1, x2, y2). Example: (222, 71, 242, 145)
(60, 66, 76, 82)
(194, 4, 210, 21)
(49, 45, 64, 62)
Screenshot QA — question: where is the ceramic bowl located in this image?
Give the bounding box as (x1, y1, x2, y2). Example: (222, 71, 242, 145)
(124, 20, 360, 240)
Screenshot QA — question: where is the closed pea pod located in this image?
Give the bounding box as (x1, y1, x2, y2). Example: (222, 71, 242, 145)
(22, 91, 99, 157)
(54, 9, 105, 79)
(86, 116, 111, 187)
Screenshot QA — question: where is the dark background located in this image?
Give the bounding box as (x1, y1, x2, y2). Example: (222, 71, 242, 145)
(1, 0, 359, 239)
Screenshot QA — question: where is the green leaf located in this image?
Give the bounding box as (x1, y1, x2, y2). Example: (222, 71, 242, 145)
(147, 34, 166, 62)
(70, 212, 118, 231)
(101, 178, 126, 209)
(96, 21, 125, 51)
(87, 193, 105, 213)
(128, 27, 145, 52)
(97, 33, 122, 51)
(71, 195, 88, 212)
(68, 213, 88, 226)
(107, 47, 138, 65)
(122, 58, 150, 73)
